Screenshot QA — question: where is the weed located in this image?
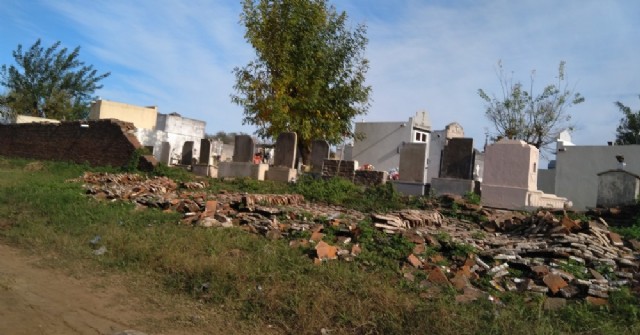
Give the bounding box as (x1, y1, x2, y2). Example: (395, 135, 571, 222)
(435, 231, 452, 243)
(611, 224, 640, 240)
(558, 259, 588, 280)
(471, 231, 486, 239)
(464, 191, 481, 205)
(450, 242, 476, 258)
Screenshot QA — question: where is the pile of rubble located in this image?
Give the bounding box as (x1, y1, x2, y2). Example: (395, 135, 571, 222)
(72, 172, 640, 307)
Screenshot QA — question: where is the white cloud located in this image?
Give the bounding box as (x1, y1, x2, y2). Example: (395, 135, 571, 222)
(1, 0, 638, 148)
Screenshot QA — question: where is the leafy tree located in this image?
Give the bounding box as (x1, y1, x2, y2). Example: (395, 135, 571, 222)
(0, 39, 110, 120)
(232, 0, 371, 164)
(478, 61, 584, 149)
(615, 96, 640, 145)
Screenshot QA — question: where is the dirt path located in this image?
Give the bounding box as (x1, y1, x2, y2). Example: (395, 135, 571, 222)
(0, 242, 272, 335)
(0, 243, 149, 335)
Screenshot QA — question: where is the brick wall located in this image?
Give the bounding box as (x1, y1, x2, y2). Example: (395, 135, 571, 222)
(322, 160, 357, 180)
(0, 119, 157, 170)
(354, 170, 388, 187)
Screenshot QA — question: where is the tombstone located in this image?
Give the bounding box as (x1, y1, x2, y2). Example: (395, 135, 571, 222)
(398, 143, 428, 183)
(597, 170, 640, 207)
(180, 141, 194, 165)
(310, 140, 330, 173)
(427, 122, 465, 183)
(439, 138, 474, 179)
(159, 142, 171, 165)
(430, 138, 476, 196)
(273, 132, 297, 168)
(199, 139, 213, 165)
(481, 139, 569, 210)
(392, 143, 428, 196)
(265, 132, 298, 182)
(232, 135, 255, 163)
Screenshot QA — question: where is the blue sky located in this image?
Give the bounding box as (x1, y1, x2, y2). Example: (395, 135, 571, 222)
(1, 0, 639, 155)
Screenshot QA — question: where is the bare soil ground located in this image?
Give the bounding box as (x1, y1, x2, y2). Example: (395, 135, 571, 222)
(0, 243, 263, 335)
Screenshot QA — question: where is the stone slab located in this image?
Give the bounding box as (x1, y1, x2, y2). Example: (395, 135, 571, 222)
(180, 141, 194, 165)
(392, 181, 427, 196)
(265, 166, 297, 182)
(233, 135, 255, 163)
(310, 140, 330, 173)
(398, 142, 428, 183)
(440, 138, 474, 179)
(430, 178, 475, 196)
(159, 141, 171, 165)
(217, 162, 268, 180)
(192, 164, 217, 178)
(273, 132, 298, 168)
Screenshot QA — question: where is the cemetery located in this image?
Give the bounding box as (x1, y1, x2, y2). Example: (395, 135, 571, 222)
(3, 101, 639, 211)
(1, 99, 639, 322)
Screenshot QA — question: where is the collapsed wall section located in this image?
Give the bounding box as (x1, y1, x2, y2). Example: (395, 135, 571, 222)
(0, 119, 157, 170)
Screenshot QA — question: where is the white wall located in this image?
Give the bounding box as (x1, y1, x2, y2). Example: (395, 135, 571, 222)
(351, 121, 412, 172)
(156, 114, 205, 138)
(554, 145, 640, 210)
(136, 128, 203, 164)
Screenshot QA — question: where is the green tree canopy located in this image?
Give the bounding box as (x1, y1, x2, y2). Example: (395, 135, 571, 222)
(0, 39, 110, 121)
(478, 61, 584, 150)
(615, 95, 640, 145)
(231, 0, 371, 163)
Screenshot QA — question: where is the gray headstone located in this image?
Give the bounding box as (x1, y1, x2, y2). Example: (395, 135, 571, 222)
(233, 135, 255, 163)
(180, 141, 194, 165)
(440, 138, 474, 179)
(398, 143, 428, 183)
(159, 142, 171, 165)
(273, 132, 297, 168)
(310, 140, 330, 173)
(597, 170, 640, 207)
(199, 139, 213, 165)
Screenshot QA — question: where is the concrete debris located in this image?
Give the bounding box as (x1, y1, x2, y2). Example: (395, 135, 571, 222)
(73, 172, 640, 305)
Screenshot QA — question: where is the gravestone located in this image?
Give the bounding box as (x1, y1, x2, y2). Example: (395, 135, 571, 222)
(265, 132, 298, 182)
(159, 142, 171, 165)
(233, 135, 255, 163)
(393, 143, 428, 196)
(440, 138, 474, 179)
(482, 139, 569, 210)
(199, 139, 213, 165)
(597, 170, 640, 207)
(310, 140, 330, 173)
(273, 132, 297, 168)
(430, 137, 476, 196)
(398, 143, 428, 183)
(180, 141, 194, 165)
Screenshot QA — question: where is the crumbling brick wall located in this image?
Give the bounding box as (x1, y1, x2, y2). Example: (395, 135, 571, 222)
(0, 119, 156, 170)
(322, 160, 357, 181)
(354, 170, 388, 187)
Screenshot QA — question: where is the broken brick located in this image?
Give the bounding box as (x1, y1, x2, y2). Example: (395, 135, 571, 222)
(310, 231, 324, 243)
(315, 241, 337, 260)
(608, 232, 624, 247)
(427, 267, 450, 285)
(585, 296, 608, 306)
(407, 254, 423, 268)
(543, 274, 568, 294)
(350, 244, 362, 256)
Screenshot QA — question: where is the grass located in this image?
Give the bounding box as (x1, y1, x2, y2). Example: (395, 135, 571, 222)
(1, 156, 639, 334)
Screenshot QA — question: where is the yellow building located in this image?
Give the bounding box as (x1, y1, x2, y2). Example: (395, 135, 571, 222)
(89, 99, 158, 130)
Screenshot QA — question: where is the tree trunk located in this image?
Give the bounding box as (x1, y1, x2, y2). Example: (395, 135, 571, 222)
(297, 138, 312, 167)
